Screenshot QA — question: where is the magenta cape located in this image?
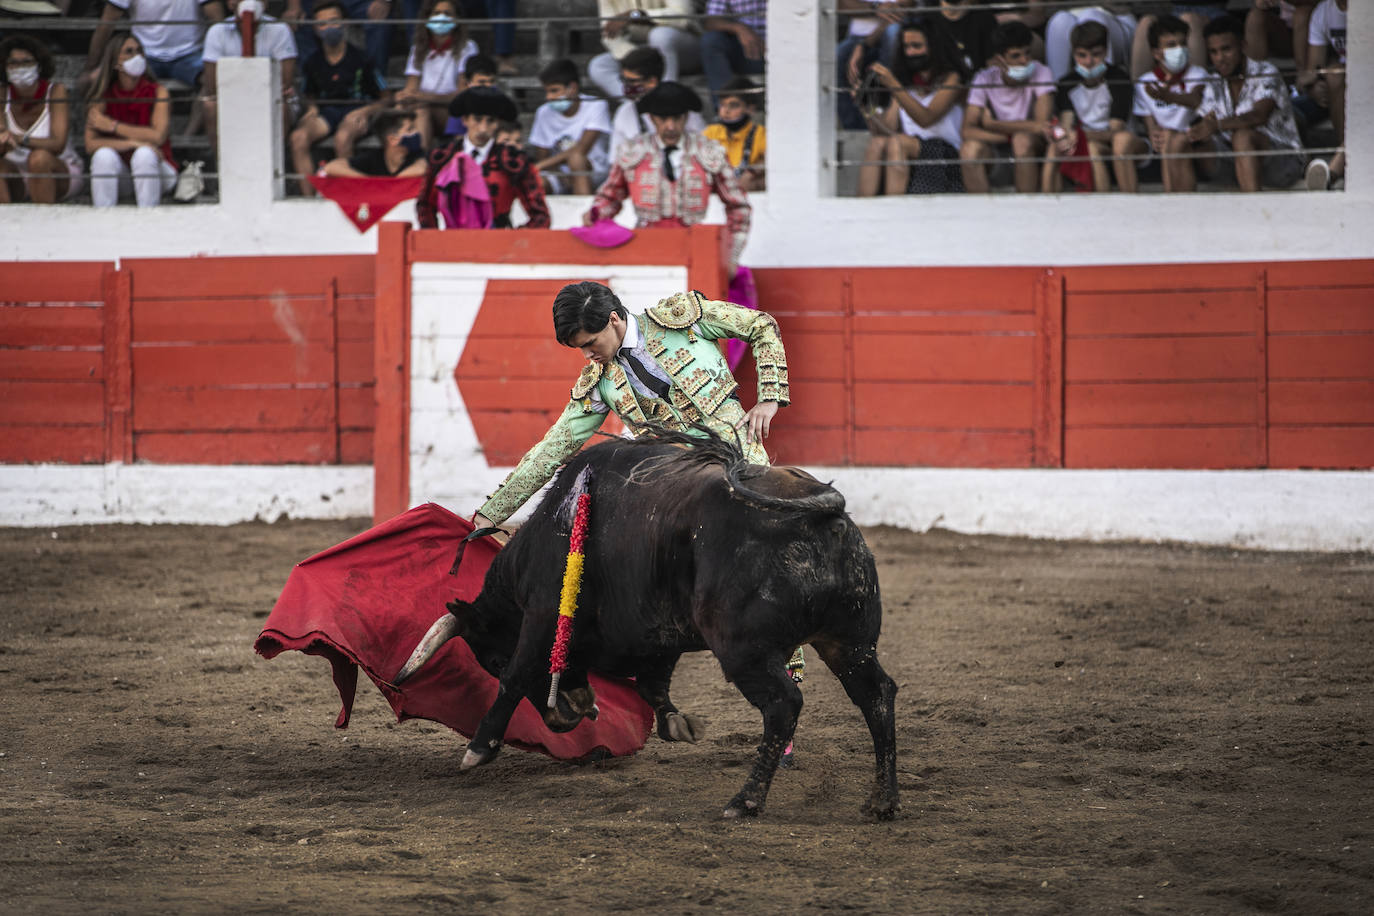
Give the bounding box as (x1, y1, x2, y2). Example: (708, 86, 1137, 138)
(254, 503, 654, 760)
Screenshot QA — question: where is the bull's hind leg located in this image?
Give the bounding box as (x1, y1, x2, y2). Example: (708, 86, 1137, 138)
(814, 641, 899, 820)
(635, 653, 705, 743)
(717, 659, 803, 818)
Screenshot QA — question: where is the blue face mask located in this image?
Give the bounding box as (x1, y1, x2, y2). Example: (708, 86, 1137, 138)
(1005, 62, 1035, 82)
(318, 24, 346, 47)
(1162, 45, 1189, 73)
(1075, 61, 1107, 80)
(427, 14, 456, 36)
(400, 133, 423, 155)
(548, 97, 573, 114)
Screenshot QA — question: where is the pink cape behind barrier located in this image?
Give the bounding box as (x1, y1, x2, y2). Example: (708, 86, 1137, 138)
(253, 503, 654, 760)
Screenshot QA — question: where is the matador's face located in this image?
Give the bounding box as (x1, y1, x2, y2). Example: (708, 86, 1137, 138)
(567, 311, 627, 366)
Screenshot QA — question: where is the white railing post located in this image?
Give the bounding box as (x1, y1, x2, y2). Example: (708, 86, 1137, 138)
(216, 56, 285, 208)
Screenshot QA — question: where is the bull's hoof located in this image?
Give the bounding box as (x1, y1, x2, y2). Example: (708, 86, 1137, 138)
(862, 790, 900, 821)
(660, 712, 706, 744)
(461, 740, 501, 770)
(722, 794, 761, 819)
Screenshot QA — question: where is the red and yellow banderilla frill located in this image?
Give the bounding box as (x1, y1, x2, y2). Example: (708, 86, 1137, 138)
(547, 490, 591, 707)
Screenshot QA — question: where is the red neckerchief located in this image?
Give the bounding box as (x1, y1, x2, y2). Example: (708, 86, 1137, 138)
(910, 73, 931, 89)
(429, 37, 454, 57)
(11, 79, 48, 118)
(1152, 65, 1187, 88)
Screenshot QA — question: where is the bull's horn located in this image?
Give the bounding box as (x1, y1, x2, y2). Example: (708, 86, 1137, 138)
(393, 614, 459, 684)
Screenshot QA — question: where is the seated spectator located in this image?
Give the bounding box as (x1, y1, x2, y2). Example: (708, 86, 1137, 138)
(494, 119, 521, 147)
(85, 0, 223, 93)
(396, 0, 479, 147)
(529, 58, 612, 195)
(1301, 0, 1345, 189)
(289, 1, 387, 197)
(1043, 4, 1137, 80)
(1130, 2, 1227, 79)
(0, 34, 83, 204)
(85, 31, 179, 207)
(701, 0, 766, 103)
(1043, 19, 1146, 193)
(857, 19, 965, 196)
(399, 0, 519, 76)
(703, 76, 766, 192)
(282, 0, 390, 84)
(1187, 14, 1304, 192)
(323, 109, 427, 177)
(836, 0, 916, 130)
(588, 0, 701, 99)
(203, 0, 298, 153)
(418, 86, 550, 228)
(930, 0, 998, 76)
(584, 82, 751, 274)
(1132, 14, 1209, 192)
(959, 21, 1054, 194)
(441, 52, 498, 137)
(609, 47, 705, 161)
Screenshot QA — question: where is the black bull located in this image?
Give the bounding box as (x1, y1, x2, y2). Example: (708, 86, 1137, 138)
(395, 429, 899, 820)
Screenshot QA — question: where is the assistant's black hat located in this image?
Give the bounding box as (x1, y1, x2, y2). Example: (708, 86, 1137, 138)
(449, 86, 519, 122)
(635, 81, 702, 118)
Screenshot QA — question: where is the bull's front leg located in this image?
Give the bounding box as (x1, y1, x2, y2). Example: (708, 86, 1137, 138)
(717, 656, 802, 818)
(635, 653, 706, 743)
(461, 619, 550, 769)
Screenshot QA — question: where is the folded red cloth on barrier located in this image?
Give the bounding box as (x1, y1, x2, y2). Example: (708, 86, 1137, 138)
(254, 503, 654, 760)
(309, 174, 425, 232)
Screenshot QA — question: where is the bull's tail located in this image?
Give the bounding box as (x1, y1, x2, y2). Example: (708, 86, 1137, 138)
(393, 613, 460, 684)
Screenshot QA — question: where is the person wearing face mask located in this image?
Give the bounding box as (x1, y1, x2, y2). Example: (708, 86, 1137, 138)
(1043, 5, 1137, 80)
(587, 0, 701, 100)
(282, 0, 392, 85)
(584, 82, 751, 275)
(530, 58, 613, 196)
(84, 31, 179, 207)
(396, 0, 479, 148)
(289, 0, 387, 197)
(1132, 15, 1208, 192)
(1043, 20, 1146, 193)
(323, 109, 428, 177)
(418, 86, 550, 229)
(703, 77, 765, 192)
(857, 18, 966, 197)
(202, 0, 299, 156)
(608, 47, 706, 162)
(959, 21, 1055, 194)
(0, 34, 84, 204)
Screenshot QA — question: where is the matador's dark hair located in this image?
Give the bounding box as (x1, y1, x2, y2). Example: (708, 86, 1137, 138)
(552, 281, 628, 346)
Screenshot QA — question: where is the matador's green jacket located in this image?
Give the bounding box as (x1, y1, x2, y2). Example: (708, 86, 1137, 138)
(477, 291, 791, 525)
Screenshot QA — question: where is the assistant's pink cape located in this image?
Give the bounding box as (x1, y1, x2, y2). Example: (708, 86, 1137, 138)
(254, 503, 654, 760)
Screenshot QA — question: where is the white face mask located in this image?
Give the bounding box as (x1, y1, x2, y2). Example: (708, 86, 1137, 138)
(7, 63, 39, 90)
(1162, 45, 1189, 74)
(120, 54, 147, 78)
(236, 0, 265, 18)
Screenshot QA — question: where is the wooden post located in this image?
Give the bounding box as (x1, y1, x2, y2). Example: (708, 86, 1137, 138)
(1032, 268, 1065, 468)
(326, 276, 341, 464)
(842, 272, 855, 466)
(1256, 269, 1269, 468)
(102, 264, 134, 464)
(373, 221, 410, 523)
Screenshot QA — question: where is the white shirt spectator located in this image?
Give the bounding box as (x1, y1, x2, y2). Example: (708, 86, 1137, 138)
(1132, 65, 1209, 132)
(530, 95, 614, 178)
(897, 87, 963, 148)
(610, 99, 705, 161)
(1198, 57, 1301, 151)
(404, 39, 479, 96)
(1307, 0, 1347, 63)
(108, 0, 214, 62)
(203, 15, 297, 62)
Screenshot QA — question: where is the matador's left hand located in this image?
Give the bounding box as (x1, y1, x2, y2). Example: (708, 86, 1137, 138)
(739, 400, 779, 444)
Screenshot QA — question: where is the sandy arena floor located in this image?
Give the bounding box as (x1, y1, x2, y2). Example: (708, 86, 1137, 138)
(1, 519, 1371, 914)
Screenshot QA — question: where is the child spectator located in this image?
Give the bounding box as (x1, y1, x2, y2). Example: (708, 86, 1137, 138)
(529, 58, 612, 195)
(930, 0, 998, 75)
(1301, 0, 1345, 189)
(1043, 5, 1137, 80)
(396, 0, 479, 147)
(1043, 19, 1146, 193)
(959, 21, 1054, 194)
(289, 1, 387, 197)
(588, 0, 701, 99)
(85, 0, 223, 91)
(85, 31, 179, 207)
(857, 19, 965, 196)
(418, 86, 550, 229)
(495, 120, 521, 148)
(322, 109, 428, 177)
(1130, 4, 1222, 79)
(0, 34, 83, 203)
(609, 47, 705, 161)
(203, 0, 298, 153)
(1188, 14, 1304, 192)
(703, 76, 766, 192)
(701, 0, 766, 102)
(442, 53, 498, 138)
(1132, 14, 1209, 192)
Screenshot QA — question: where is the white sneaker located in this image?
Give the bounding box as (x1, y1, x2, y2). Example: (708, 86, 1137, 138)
(1305, 158, 1330, 192)
(173, 160, 204, 202)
